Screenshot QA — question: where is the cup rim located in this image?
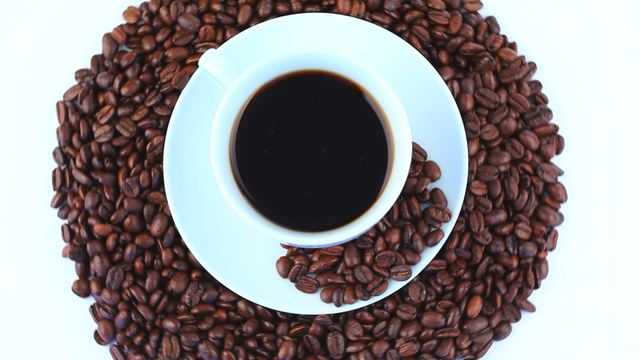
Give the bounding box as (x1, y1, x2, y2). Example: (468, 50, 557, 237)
(209, 50, 412, 248)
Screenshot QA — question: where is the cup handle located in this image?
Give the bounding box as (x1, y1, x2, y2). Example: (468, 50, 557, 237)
(198, 48, 240, 88)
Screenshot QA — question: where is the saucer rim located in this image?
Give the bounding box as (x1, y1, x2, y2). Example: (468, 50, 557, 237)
(164, 12, 468, 315)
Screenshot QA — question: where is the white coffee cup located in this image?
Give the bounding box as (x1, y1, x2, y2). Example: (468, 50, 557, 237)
(203, 49, 412, 248)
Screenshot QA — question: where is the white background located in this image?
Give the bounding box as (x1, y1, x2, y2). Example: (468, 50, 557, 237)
(0, 0, 638, 358)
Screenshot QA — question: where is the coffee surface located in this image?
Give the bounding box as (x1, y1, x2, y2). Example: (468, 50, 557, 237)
(233, 71, 389, 232)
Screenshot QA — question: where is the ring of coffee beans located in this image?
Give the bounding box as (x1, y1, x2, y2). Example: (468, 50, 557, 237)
(52, 1, 566, 359)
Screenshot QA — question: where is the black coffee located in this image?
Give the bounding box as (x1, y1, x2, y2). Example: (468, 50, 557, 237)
(233, 71, 389, 232)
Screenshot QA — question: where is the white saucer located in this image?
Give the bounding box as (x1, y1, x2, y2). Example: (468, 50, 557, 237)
(164, 13, 467, 315)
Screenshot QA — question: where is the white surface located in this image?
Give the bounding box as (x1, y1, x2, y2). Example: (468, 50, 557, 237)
(0, 0, 638, 358)
(164, 13, 466, 314)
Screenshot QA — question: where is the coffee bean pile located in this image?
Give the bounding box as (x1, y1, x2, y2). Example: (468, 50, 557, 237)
(51, 0, 566, 359)
(278, 143, 451, 306)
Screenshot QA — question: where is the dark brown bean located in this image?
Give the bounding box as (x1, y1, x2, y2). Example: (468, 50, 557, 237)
(327, 331, 345, 359)
(277, 339, 296, 360)
(369, 279, 388, 296)
(425, 205, 452, 223)
(288, 264, 307, 282)
(295, 276, 319, 294)
(198, 340, 220, 360)
(177, 13, 201, 33)
(149, 213, 170, 237)
(122, 6, 141, 24)
(237, 5, 253, 26)
(354, 265, 374, 283)
(161, 334, 181, 360)
(72, 278, 90, 298)
(165, 47, 190, 62)
(167, 271, 189, 294)
(102, 34, 117, 59)
(493, 322, 512, 341)
(463, 316, 489, 334)
(374, 250, 397, 268)
(97, 319, 115, 343)
(548, 182, 568, 203)
(320, 285, 336, 303)
(344, 319, 364, 340)
(397, 339, 420, 357)
(536, 205, 564, 226)
(475, 88, 500, 109)
(257, 0, 274, 18)
(161, 317, 180, 334)
(276, 256, 293, 278)
(120, 78, 141, 97)
(390, 265, 412, 281)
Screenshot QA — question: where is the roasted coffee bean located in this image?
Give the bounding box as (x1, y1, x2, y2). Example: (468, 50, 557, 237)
(327, 331, 345, 359)
(320, 285, 337, 303)
(516, 297, 537, 312)
(167, 271, 189, 294)
(475, 88, 500, 109)
(536, 205, 564, 226)
(425, 205, 452, 223)
(493, 321, 512, 341)
(54, 2, 563, 359)
(463, 316, 489, 334)
(237, 5, 253, 25)
(165, 47, 190, 62)
(537, 162, 564, 183)
(344, 319, 364, 340)
(343, 285, 357, 304)
(467, 294, 483, 318)
(370, 339, 390, 358)
(120, 78, 141, 97)
(369, 279, 388, 296)
(421, 311, 446, 329)
(519, 241, 538, 258)
(161, 316, 180, 334)
(344, 243, 361, 267)
(72, 278, 91, 298)
(295, 276, 319, 294)
(374, 250, 397, 268)
(390, 265, 412, 281)
(332, 286, 345, 307)
(161, 334, 181, 359)
(276, 256, 293, 278)
(288, 264, 307, 282)
(198, 340, 220, 360)
(395, 303, 417, 321)
(149, 213, 170, 237)
(257, 0, 274, 18)
(397, 339, 420, 357)
(277, 339, 296, 359)
(303, 334, 321, 354)
(309, 255, 339, 273)
(354, 265, 374, 283)
(97, 319, 115, 343)
(101, 34, 117, 60)
(105, 266, 124, 290)
(122, 6, 140, 24)
(548, 182, 568, 203)
(177, 13, 201, 33)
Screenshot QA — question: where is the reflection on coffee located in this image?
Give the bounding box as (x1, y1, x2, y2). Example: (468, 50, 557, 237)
(232, 71, 389, 232)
